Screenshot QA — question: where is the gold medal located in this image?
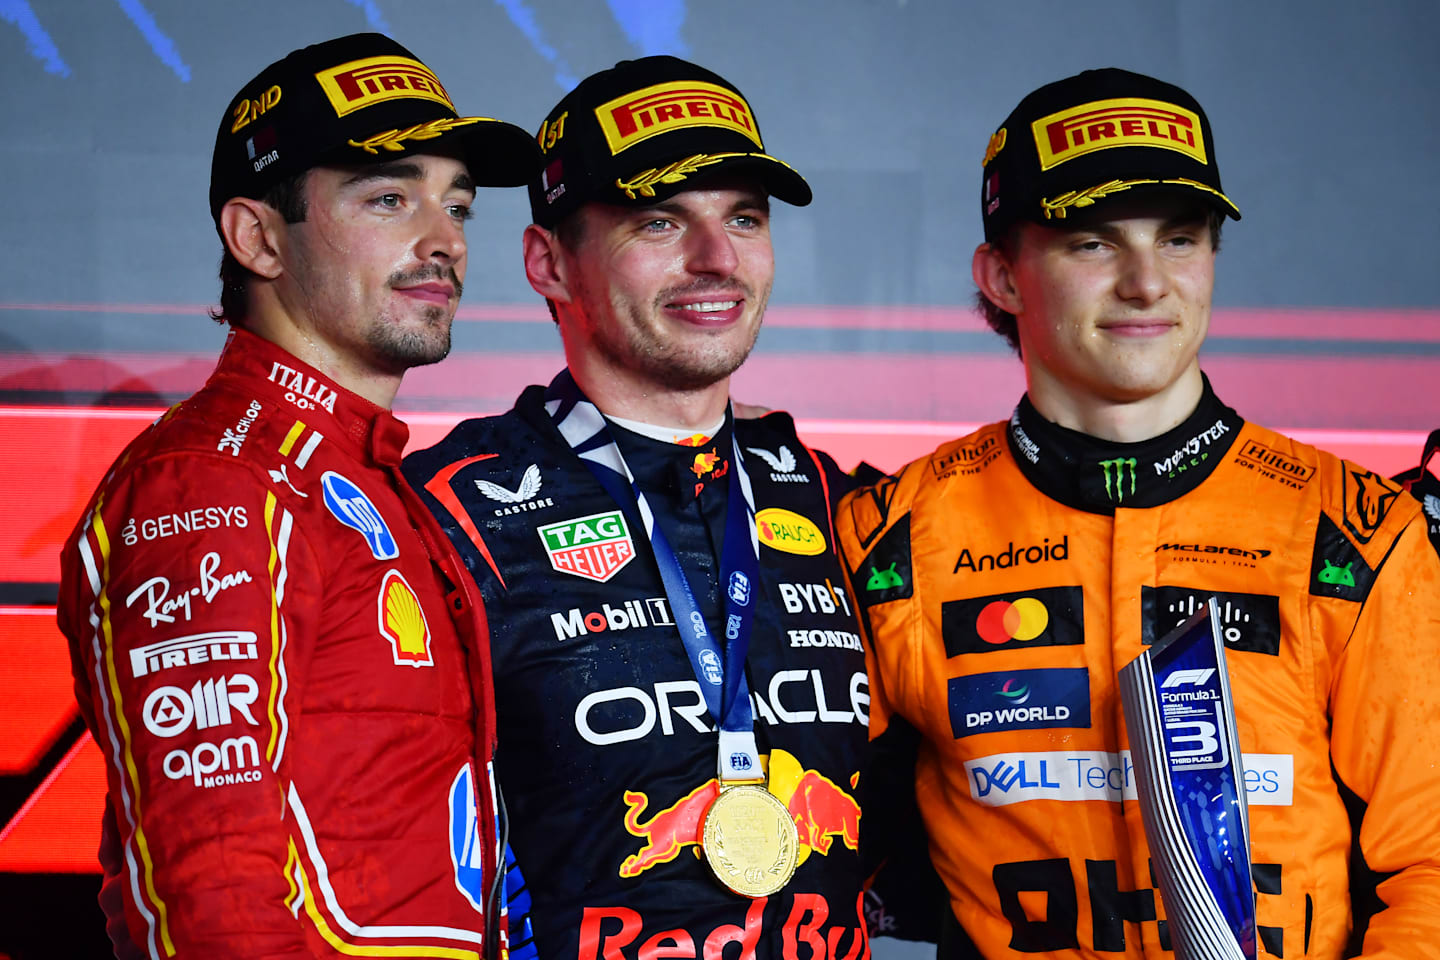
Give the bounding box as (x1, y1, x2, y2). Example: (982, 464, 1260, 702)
(701, 783, 799, 897)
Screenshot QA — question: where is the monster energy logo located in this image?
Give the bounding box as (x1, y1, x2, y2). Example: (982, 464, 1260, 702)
(1099, 457, 1138, 502)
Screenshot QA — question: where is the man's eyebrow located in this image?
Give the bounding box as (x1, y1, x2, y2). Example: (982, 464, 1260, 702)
(1159, 210, 1208, 231)
(636, 192, 771, 219)
(341, 161, 426, 187)
(451, 171, 475, 193)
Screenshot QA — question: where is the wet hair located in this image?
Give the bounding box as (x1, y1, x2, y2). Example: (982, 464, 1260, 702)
(976, 208, 1224, 355)
(210, 171, 310, 326)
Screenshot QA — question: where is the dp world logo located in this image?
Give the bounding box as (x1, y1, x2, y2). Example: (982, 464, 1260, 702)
(1099, 458, 1137, 503)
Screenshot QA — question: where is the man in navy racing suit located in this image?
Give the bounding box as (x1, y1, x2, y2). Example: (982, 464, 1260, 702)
(405, 56, 872, 960)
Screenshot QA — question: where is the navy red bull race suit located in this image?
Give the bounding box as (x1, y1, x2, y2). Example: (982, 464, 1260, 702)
(58, 329, 500, 958)
(837, 383, 1440, 960)
(405, 374, 870, 960)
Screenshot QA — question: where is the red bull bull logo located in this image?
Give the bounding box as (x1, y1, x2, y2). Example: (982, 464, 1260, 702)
(691, 449, 722, 478)
(617, 750, 859, 878)
(619, 781, 719, 878)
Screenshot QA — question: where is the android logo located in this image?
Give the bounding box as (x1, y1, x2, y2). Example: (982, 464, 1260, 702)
(866, 562, 904, 591)
(1317, 559, 1355, 588)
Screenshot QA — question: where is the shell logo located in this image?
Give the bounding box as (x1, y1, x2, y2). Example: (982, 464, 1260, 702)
(755, 508, 826, 556)
(378, 569, 434, 667)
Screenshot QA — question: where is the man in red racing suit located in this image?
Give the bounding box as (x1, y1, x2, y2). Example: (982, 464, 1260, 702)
(56, 33, 538, 958)
(837, 68, 1440, 960)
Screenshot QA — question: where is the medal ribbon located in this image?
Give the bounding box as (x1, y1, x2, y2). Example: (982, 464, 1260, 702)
(545, 371, 763, 783)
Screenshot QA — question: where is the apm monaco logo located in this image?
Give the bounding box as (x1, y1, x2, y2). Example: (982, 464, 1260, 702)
(537, 510, 636, 582)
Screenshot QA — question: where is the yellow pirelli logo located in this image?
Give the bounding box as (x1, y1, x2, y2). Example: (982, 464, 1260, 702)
(315, 55, 456, 118)
(1032, 97, 1206, 171)
(596, 80, 762, 155)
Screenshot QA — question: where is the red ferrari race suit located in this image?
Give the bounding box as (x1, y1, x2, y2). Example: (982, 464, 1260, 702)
(836, 382, 1440, 960)
(58, 328, 500, 959)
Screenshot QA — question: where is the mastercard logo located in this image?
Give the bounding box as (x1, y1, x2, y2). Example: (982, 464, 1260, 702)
(976, 597, 1050, 645)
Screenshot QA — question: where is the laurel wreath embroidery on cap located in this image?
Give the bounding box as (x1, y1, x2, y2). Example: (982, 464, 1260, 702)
(1041, 178, 1158, 219)
(348, 117, 483, 155)
(615, 153, 745, 199)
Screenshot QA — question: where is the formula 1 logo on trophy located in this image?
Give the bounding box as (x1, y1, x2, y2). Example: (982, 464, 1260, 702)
(1119, 598, 1257, 960)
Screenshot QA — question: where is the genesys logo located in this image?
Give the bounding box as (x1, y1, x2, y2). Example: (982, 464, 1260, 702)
(575, 670, 868, 745)
(942, 586, 1084, 656)
(551, 597, 674, 641)
(965, 750, 1294, 807)
(947, 668, 1090, 738)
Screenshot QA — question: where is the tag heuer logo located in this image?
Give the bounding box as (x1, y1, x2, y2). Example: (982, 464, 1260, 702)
(537, 510, 635, 582)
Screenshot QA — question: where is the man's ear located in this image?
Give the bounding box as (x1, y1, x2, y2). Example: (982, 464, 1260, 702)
(972, 241, 1023, 316)
(219, 197, 287, 281)
(522, 223, 573, 304)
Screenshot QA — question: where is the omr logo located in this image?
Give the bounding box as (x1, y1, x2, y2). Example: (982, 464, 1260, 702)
(977, 597, 1049, 644)
(942, 586, 1083, 657)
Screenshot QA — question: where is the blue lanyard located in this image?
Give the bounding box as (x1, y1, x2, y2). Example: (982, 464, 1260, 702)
(546, 372, 763, 782)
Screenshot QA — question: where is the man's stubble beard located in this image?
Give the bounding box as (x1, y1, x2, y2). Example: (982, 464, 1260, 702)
(367, 265, 463, 373)
(587, 275, 771, 393)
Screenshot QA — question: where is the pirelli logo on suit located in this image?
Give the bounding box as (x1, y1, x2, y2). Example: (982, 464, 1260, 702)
(1031, 97, 1206, 170)
(314, 55, 457, 117)
(596, 80, 762, 154)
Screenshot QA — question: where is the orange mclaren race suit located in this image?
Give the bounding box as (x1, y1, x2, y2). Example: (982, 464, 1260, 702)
(58, 329, 500, 959)
(836, 381, 1440, 960)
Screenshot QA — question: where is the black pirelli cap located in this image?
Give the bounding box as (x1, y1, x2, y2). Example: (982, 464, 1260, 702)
(209, 33, 539, 225)
(980, 67, 1240, 242)
(529, 55, 811, 228)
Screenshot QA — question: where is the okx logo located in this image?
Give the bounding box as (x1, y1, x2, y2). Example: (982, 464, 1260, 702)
(942, 586, 1084, 657)
(1099, 457, 1138, 503)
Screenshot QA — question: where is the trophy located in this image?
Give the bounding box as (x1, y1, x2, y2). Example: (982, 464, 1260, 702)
(1119, 598, 1256, 960)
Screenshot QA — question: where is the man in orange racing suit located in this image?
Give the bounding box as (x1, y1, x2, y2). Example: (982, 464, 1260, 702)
(57, 34, 537, 957)
(836, 68, 1440, 959)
